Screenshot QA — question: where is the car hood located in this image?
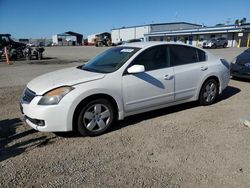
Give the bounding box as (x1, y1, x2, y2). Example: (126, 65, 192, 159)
(27, 67, 105, 95)
(204, 40, 214, 43)
(236, 51, 250, 65)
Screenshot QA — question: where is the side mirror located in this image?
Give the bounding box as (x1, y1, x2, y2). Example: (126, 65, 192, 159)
(127, 65, 145, 74)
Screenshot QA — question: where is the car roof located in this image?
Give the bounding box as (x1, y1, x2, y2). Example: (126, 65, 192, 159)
(121, 41, 198, 49)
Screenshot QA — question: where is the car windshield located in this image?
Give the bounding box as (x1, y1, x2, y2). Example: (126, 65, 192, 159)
(81, 47, 140, 73)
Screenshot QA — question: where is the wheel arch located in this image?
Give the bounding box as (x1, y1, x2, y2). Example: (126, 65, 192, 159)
(198, 75, 220, 97)
(72, 93, 119, 131)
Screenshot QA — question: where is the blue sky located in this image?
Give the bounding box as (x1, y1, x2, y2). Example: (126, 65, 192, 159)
(0, 0, 249, 39)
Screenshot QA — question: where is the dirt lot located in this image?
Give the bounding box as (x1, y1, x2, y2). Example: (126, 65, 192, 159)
(0, 46, 250, 187)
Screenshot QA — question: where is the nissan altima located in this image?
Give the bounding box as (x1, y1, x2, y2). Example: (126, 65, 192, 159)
(20, 42, 230, 136)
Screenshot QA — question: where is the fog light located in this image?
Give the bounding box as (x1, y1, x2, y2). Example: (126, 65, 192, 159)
(25, 116, 45, 126)
(37, 120, 45, 126)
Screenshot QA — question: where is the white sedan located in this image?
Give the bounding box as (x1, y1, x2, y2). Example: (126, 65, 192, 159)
(20, 42, 230, 136)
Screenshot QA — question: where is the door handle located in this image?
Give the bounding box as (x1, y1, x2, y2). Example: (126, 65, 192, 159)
(164, 74, 174, 80)
(200, 66, 208, 71)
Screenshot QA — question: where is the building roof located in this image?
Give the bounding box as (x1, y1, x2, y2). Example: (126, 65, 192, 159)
(57, 31, 83, 37)
(112, 22, 202, 30)
(120, 41, 196, 49)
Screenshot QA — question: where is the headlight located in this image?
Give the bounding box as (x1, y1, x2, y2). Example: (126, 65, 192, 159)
(231, 58, 237, 64)
(38, 86, 74, 105)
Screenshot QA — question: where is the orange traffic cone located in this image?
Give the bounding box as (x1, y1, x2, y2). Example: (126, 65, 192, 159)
(4, 47, 10, 65)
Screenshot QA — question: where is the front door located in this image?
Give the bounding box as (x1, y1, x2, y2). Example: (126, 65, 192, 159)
(122, 45, 175, 112)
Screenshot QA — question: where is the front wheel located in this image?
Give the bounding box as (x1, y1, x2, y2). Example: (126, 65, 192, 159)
(199, 79, 219, 105)
(77, 99, 115, 136)
(211, 44, 217, 49)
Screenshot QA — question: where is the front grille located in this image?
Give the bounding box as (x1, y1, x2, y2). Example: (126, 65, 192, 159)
(22, 88, 36, 104)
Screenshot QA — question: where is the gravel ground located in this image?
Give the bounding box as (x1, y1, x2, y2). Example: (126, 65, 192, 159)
(0, 46, 250, 187)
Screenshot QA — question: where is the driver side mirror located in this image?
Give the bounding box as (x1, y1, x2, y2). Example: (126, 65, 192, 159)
(127, 65, 145, 74)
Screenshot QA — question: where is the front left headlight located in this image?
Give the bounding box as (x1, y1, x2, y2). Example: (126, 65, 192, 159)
(38, 86, 74, 105)
(231, 58, 237, 64)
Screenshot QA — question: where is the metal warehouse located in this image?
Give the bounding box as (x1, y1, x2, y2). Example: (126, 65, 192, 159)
(52, 31, 83, 46)
(112, 22, 250, 47)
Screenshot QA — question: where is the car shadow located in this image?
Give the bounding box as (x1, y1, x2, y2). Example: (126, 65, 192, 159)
(109, 85, 241, 133)
(231, 77, 250, 83)
(216, 85, 241, 102)
(0, 118, 56, 162)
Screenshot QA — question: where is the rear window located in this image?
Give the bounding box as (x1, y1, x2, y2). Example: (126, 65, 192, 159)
(169, 45, 206, 66)
(169, 45, 198, 66)
(197, 49, 206, 62)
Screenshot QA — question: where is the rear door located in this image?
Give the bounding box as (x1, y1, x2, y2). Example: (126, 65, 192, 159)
(168, 45, 208, 101)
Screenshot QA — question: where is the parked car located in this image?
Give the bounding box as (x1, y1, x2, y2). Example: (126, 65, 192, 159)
(203, 37, 228, 48)
(36, 42, 45, 47)
(20, 42, 230, 136)
(27, 43, 35, 47)
(230, 48, 250, 79)
(45, 42, 52, 47)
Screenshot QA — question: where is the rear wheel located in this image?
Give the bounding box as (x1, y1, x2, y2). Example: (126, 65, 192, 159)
(107, 40, 112, 46)
(199, 79, 219, 105)
(77, 99, 115, 136)
(223, 43, 227, 48)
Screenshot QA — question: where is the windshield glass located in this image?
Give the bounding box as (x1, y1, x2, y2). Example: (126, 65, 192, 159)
(81, 47, 140, 73)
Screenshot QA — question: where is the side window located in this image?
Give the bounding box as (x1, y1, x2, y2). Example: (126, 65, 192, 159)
(169, 45, 199, 66)
(197, 49, 206, 62)
(132, 46, 168, 71)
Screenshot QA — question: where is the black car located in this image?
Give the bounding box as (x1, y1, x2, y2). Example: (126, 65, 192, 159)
(230, 48, 250, 79)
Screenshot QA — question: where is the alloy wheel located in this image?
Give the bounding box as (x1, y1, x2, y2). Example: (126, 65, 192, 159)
(203, 82, 217, 103)
(83, 104, 111, 132)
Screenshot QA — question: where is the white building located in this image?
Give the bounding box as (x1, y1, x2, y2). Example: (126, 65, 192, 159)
(112, 22, 250, 47)
(111, 22, 201, 44)
(87, 33, 98, 45)
(146, 23, 250, 47)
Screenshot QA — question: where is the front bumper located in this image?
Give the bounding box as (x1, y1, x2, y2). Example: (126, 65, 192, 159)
(20, 96, 72, 132)
(202, 43, 212, 48)
(230, 64, 250, 79)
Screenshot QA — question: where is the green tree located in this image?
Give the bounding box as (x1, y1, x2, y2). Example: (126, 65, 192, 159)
(235, 19, 239, 25)
(240, 17, 247, 24)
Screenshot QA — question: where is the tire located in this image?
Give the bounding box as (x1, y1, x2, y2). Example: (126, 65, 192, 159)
(211, 44, 217, 49)
(76, 98, 115, 136)
(199, 79, 219, 105)
(223, 43, 227, 48)
(38, 53, 42, 60)
(98, 42, 103, 47)
(107, 40, 112, 47)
